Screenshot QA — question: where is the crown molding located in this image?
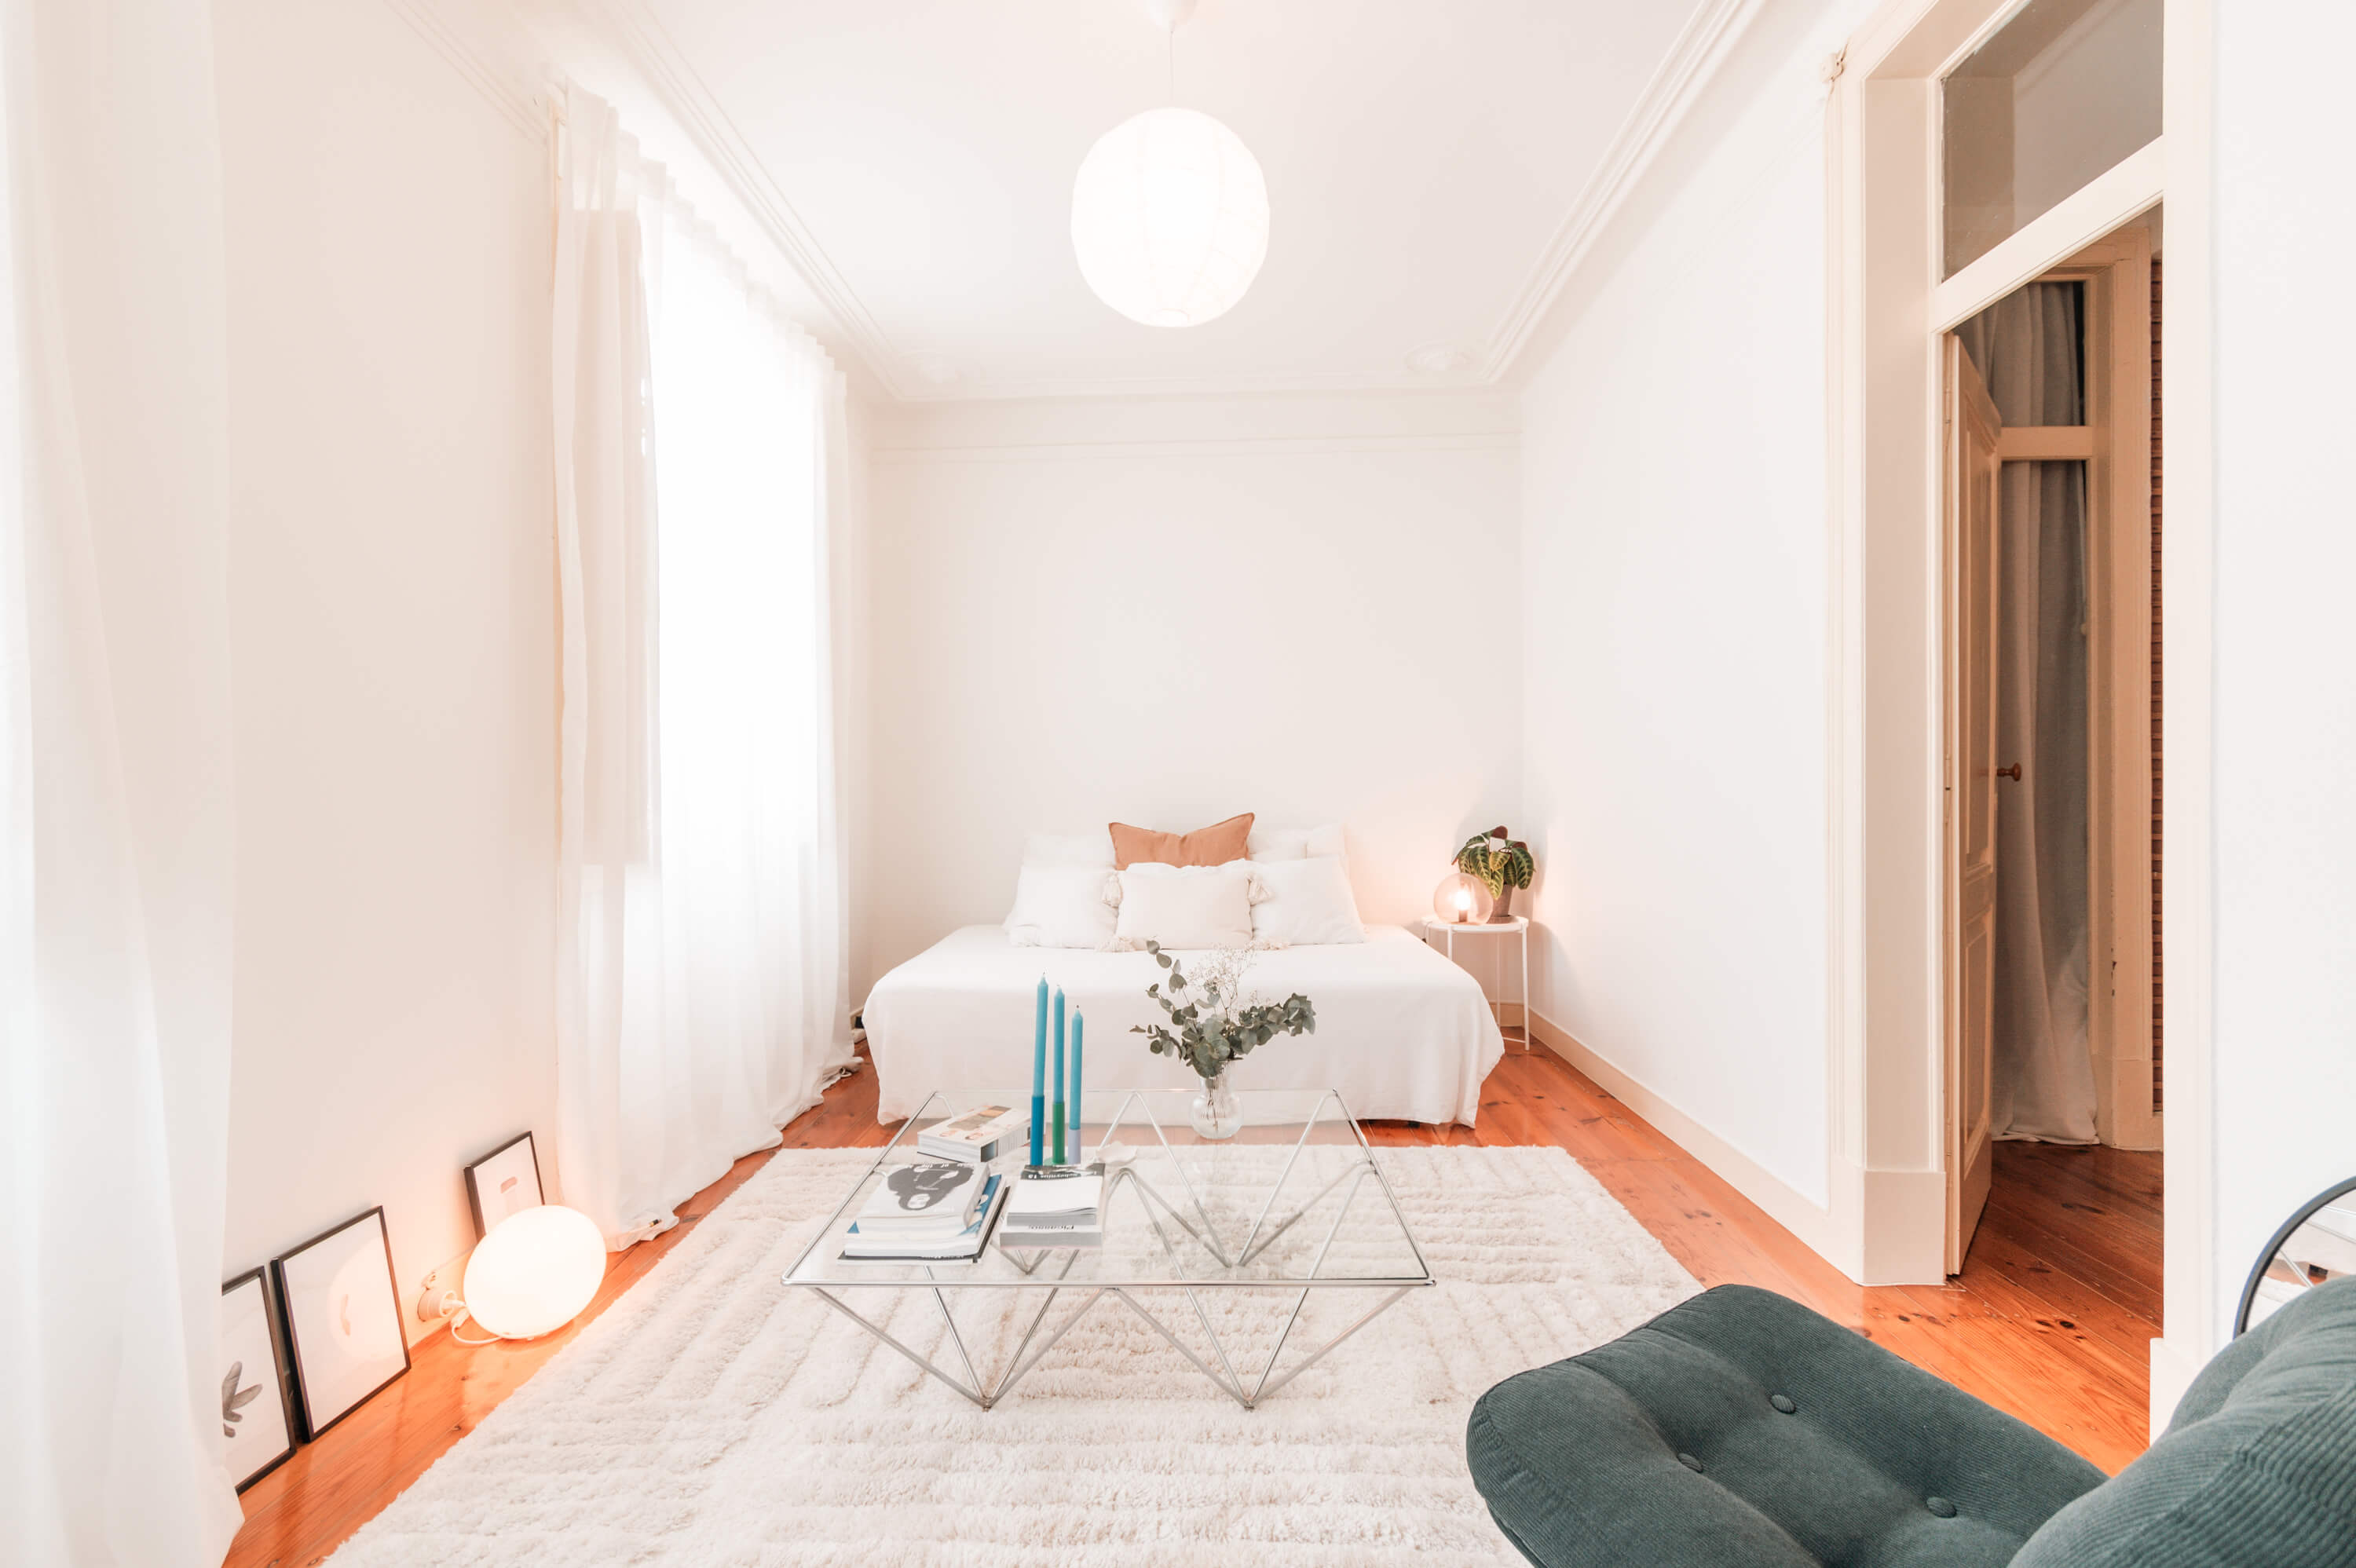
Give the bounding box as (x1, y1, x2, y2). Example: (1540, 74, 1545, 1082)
(585, 0, 912, 400)
(378, 0, 543, 138)
(896, 366, 1491, 404)
(873, 430, 1519, 465)
(1475, 0, 1770, 383)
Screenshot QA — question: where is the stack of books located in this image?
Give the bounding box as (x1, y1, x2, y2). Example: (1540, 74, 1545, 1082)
(918, 1104, 1027, 1164)
(839, 1159, 1008, 1263)
(998, 1166, 1104, 1248)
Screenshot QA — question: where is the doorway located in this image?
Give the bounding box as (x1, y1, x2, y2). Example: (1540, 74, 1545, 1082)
(1941, 213, 2163, 1304)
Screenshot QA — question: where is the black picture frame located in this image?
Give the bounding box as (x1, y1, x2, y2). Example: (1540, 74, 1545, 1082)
(2234, 1174, 2356, 1336)
(463, 1130, 547, 1239)
(218, 1268, 298, 1491)
(271, 1206, 412, 1442)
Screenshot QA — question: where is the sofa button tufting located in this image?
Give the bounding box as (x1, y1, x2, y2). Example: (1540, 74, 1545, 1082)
(1926, 1497, 1958, 1518)
(1769, 1394, 1797, 1413)
(1677, 1453, 1704, 1473)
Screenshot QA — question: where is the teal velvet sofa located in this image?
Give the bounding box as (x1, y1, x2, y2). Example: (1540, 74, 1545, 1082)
(1465, 1279, 2356, 1567)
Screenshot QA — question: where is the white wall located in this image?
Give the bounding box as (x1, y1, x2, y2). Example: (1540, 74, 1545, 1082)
(2206, 0, 2356, 1344)
(214, 0, 557, 1339)
(857, 392, 1520, 996)
(1515, 0, 1871, 1223)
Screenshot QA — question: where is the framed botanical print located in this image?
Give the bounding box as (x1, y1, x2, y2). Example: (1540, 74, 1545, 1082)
(463, 1131, 545, 1237)
(272, 1207, 410, 1441)
(218, 1269, 296, 1490)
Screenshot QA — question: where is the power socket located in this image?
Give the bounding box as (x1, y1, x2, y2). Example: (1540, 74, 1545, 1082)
(415, 1267, 463, 1326)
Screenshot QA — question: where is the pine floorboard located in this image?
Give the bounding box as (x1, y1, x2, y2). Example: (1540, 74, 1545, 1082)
(225, 1035, 2160, 1567)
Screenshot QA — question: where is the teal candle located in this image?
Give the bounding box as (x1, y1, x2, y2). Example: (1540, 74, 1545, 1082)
(1052, 987, 1066, 1164)
(1070, 1011, 1084, 1165)
(1030, 976, 1047, 1168)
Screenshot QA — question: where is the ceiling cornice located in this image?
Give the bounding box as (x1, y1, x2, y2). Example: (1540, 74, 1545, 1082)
(379, 0, 543, 137)
(1475, 0, 1770, 383)
(588, 0, 913, 400)
(897, 367, 1486, 404)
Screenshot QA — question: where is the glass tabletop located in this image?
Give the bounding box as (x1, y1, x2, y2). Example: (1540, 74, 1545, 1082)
(781, 1087, 1432, 1291)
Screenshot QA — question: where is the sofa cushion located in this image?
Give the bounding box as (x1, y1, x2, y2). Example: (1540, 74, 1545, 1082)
(2010, 1277, 2356, 1567)
(1466, 1285, 2105, 1568)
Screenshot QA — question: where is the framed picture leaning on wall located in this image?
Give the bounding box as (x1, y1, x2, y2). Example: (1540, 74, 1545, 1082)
(271, 1207, 411, 1441)
(218, 1268, 297, 1489)
(463, 1131, 546, 1237)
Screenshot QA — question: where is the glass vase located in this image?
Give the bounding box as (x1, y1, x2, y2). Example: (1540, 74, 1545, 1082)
(1190, 1069, 1242, 1139)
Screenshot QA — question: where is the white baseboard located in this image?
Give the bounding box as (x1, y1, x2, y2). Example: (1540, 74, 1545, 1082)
(1526, 1011, 1853, 1273)
(2149, 1335, 2204, 1433)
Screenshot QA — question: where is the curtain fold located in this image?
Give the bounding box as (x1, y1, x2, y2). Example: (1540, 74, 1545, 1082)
(552, 87, 854, 1248)
(0, 0, 242, 1562)
(1959, 283, 2097, 1145)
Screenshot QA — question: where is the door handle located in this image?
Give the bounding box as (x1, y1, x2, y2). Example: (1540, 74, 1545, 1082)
(1996, 763, 2022, 781)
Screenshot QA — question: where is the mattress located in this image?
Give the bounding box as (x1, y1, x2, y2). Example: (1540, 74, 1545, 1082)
(862, 924, 1505, 1127)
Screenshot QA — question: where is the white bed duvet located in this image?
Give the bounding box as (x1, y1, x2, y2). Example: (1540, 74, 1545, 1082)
(861, 925, 1505, 1127)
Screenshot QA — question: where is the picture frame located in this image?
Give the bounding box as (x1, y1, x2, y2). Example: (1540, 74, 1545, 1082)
(218, 1268, 297, 1491)
(272, 1207, 411, 1441)
(463, 1131, 546, 1238)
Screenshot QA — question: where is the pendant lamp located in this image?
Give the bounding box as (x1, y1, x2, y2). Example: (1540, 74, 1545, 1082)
(1070, 1, 1268, 328)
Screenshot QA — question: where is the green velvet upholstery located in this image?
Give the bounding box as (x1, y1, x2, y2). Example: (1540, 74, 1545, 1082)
(2010, 1277, 2356, 1566)
(1466, 1285, 2105, 1566)
(1468, 1279, 2356, 1568)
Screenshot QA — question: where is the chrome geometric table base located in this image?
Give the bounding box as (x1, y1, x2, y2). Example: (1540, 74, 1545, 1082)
(790, 1089, 1432, 1411)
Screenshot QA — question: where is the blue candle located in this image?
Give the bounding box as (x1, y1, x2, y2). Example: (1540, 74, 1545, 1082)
(1052, 987, 1066, 1164)
(1070, 1011, 1084, 1165)
(1030, 976, 1047, 1168)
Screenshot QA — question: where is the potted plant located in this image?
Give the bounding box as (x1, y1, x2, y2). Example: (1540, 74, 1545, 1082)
(1132, 943, 1315, 1139)
(1456, 827, 1534, 922)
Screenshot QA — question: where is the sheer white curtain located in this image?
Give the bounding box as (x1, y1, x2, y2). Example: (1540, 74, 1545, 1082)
(552, 87, 854, 1248)
(1959, 283, 2098, 1145)
(0, 0, 243, 1562)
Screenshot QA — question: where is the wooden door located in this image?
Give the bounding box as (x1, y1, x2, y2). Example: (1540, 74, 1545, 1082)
(1944, 335, 2003, 1275)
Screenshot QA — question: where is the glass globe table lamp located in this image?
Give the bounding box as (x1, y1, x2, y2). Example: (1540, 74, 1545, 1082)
(1433, 872, 1495, 926)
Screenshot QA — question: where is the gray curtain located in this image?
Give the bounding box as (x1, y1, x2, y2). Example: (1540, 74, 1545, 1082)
(1958, 283, 2098, 1144)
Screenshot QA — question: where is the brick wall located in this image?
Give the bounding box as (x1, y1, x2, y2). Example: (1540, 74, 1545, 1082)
(2150, 255, 2164, 1113)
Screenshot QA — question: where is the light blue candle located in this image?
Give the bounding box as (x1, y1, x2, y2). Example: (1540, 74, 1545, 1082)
(1052, 987, 1066, 1164)
(1030, 976, 1047, 1168)
(1070, 1011, 1084, 1165)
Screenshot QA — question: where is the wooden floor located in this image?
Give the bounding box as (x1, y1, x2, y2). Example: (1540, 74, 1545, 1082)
(227, 1037, 2160, 1567)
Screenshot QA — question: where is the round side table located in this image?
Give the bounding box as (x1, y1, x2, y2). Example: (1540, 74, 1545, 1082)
(1418, 914, 1531, 1050)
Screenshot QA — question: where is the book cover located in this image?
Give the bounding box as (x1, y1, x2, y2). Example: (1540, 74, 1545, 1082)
(854, 1160, 986, 1232)
(842, 1175, 1005, 1262)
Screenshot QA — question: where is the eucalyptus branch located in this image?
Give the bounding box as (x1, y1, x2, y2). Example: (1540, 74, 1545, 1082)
(1131, 941, 1316, 1081)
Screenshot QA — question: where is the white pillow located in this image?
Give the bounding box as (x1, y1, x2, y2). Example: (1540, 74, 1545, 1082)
(1020, 831, 1114, 868)
(1004, 864, 1120, 948)
(1114, 863, 1257, 950)
(1250, 855, 1367, 946)
(1247, 822, 1347, 864)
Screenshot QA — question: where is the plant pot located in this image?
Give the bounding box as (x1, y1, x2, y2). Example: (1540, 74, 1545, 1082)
(1488, 884, 1516, 923)
(1190, 1069, 1242, 1139)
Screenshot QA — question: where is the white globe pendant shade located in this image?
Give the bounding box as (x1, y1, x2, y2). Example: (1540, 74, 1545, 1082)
(463, 1204, 606, 1340)
(1070, 106, 1268, 328)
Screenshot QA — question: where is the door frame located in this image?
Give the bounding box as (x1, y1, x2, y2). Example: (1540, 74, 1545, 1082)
(2039, 229, 2164, 1153)
(1827, 0, 2211, 1392)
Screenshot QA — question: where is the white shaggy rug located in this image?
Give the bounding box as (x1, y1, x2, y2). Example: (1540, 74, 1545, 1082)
(330, 1145, 1696, 1566)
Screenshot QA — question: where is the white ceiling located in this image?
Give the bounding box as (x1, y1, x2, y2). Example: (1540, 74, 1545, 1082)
(615, 0, 1725, 400)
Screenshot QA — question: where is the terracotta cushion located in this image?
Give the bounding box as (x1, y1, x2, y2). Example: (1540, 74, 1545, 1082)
(1107, 812, 1253, 870)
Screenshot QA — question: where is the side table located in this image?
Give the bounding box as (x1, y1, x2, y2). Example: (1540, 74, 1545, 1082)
(1418, 914, 1531, 1050)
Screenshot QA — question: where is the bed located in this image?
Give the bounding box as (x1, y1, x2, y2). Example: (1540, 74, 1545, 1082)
(861, 924, 1505, 1127)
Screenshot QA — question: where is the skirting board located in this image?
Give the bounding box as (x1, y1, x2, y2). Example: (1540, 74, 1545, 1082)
(1526, 1011, 1849, 1269)
(2149, 1335, 2204, 1432)
(1524, 1011, 1950, 1285)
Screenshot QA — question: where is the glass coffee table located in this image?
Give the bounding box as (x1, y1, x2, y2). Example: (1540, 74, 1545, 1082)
(782, 1087, 1433, 1409)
